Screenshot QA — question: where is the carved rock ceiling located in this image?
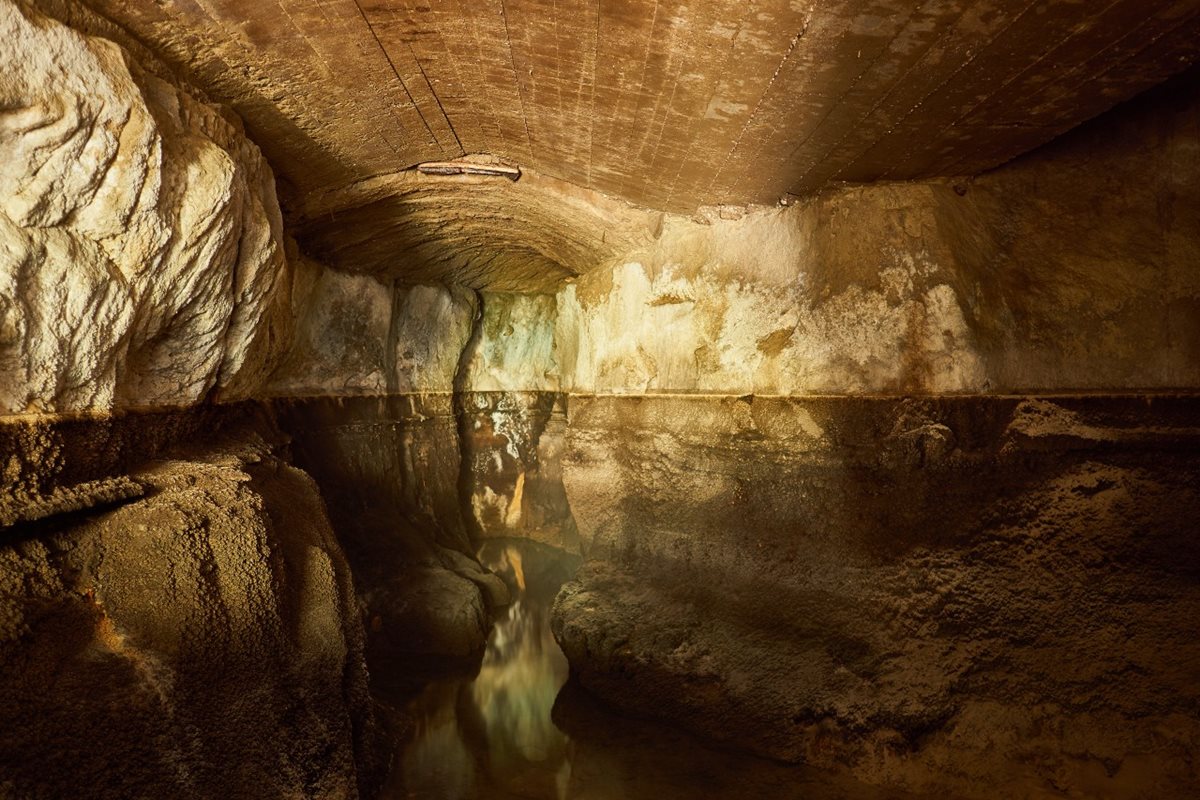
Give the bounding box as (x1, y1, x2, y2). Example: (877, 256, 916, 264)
(79, 0, 1200, 281)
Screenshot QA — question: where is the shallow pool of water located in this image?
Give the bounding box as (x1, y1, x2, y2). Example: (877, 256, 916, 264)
(375, 538, 909, 800)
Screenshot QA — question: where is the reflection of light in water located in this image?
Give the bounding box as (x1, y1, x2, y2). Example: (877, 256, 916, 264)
(399, 542, 572, 799)
(392, 541, 899, 800)
(473, 599, 568, 764)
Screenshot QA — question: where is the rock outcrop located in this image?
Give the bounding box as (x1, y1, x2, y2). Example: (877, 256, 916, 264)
(0, 419, 380, 799)
(0, 0, 294, 415)
(553, 395, 1200, 798)
(556, 70, 1200, 394)
(266, 69, 1200, 401)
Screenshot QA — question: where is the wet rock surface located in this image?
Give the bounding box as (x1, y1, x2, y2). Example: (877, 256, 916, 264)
(553, 394, 1200, 798)
(271, 393, 576, 666)
(0, 418, 379, 799)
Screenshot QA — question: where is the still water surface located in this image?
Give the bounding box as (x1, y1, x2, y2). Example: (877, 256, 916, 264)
(377, 539, 907, 800)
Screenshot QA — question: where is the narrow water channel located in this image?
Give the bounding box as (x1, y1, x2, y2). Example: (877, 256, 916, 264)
(374, 538, 911, 800)
(380, 539, 575, 799)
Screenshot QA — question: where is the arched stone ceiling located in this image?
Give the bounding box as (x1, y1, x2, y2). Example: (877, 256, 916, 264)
(69, 0, 1200, 287)
(78, 0, 1200, 209)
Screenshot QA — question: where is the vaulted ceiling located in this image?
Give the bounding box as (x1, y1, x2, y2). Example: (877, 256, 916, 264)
(78, 0, 1200, 281)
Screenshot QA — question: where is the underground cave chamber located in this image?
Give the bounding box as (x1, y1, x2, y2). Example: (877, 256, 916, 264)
(3, 1, 1200, 797)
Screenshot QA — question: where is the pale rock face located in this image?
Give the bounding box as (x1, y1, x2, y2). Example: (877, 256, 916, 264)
(461, 293, 561, 393)
(266, 276, 563, 396)
(268, 266, 394, 396)
(393, 284, 477, 392)
(555, 199, 989, 396)
(267, 272, 478, 396)
(0, 0, 292, 414)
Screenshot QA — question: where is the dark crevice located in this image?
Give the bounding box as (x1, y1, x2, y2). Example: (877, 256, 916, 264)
(452, 288, 486, 545)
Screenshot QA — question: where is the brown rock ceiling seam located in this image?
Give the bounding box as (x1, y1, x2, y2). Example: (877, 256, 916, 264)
(803, 0, 1033, 190)
(292, 0, 442, 159)
(348, 0, 464, 154)
(785, 0, 986, 196)
(708, 0, 879, 204)
(701, 5, 812, 205)
(879, 0, 1144, 179)
(665, 0, 807, 208)
(750, 0, 928, 202)
(832, 0, 1052, 183)
(379, 0, 491, 154)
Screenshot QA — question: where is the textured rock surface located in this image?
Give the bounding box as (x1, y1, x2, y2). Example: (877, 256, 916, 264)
(0, 405, 225, 528)
(268, 269, 476, 397)
(273, 71, 1199, 399)
(267, 280, 563, 397)
(270, 393, 575, 662)
(0, 421, 379, 799)
(292, 166, 662, 291)
(69, 0, 1200, 219)
(0, 0, 293, 414)
(556, 74, 1200, 393)
(552, 395, 1200, 797)
(556, 192, 988, 394)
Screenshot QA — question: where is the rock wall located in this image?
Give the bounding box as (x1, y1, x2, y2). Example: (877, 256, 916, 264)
(264, 68, 1200, 400)
(0, 417, 380, 799)
(555, 192, 988, 394)
(266, 277, 563, 397)
(556, 70, 1200, 394)
(545, 76, 1200, 799)
(553, 395, 1200, 798)
(0, 0, 295, 415)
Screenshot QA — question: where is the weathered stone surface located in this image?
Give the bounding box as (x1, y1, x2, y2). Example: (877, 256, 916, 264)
(267, 280, 564, 397)
(556, 190, 988, 394)
(556, 75, 1200, 393)
(271, 72, 1200, 398)
(0, 423, 379, 799)
(0, 0, 294, 414)
(268, 264, 397, 397)
(460, 293, 561, 393)
(365, 566, 490, 661)
(291, 166, 662, 291)
(0, 404, 238, 527)
(552, 395, 1200, 798)
(70, 0, 1200, 220)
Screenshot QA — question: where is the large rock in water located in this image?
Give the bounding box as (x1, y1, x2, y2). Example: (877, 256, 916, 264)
(552, 395, 1200, 799)
(0, 0, 294, 414)
(0, 423, 378, 799)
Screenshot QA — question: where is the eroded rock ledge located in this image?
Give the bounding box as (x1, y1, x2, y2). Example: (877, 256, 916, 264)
(552, 394, 1200, 797)
(0, 414, 381, 798)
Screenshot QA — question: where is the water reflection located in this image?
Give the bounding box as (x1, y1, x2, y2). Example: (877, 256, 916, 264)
(382, 539, 576, 800)
(378, 538, 911, 800)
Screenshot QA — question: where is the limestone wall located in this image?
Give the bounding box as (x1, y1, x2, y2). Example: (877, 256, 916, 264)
(268, 70, 1200, 399)
(557, 73, 1200, 395)
(0, 0, 295, 415)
